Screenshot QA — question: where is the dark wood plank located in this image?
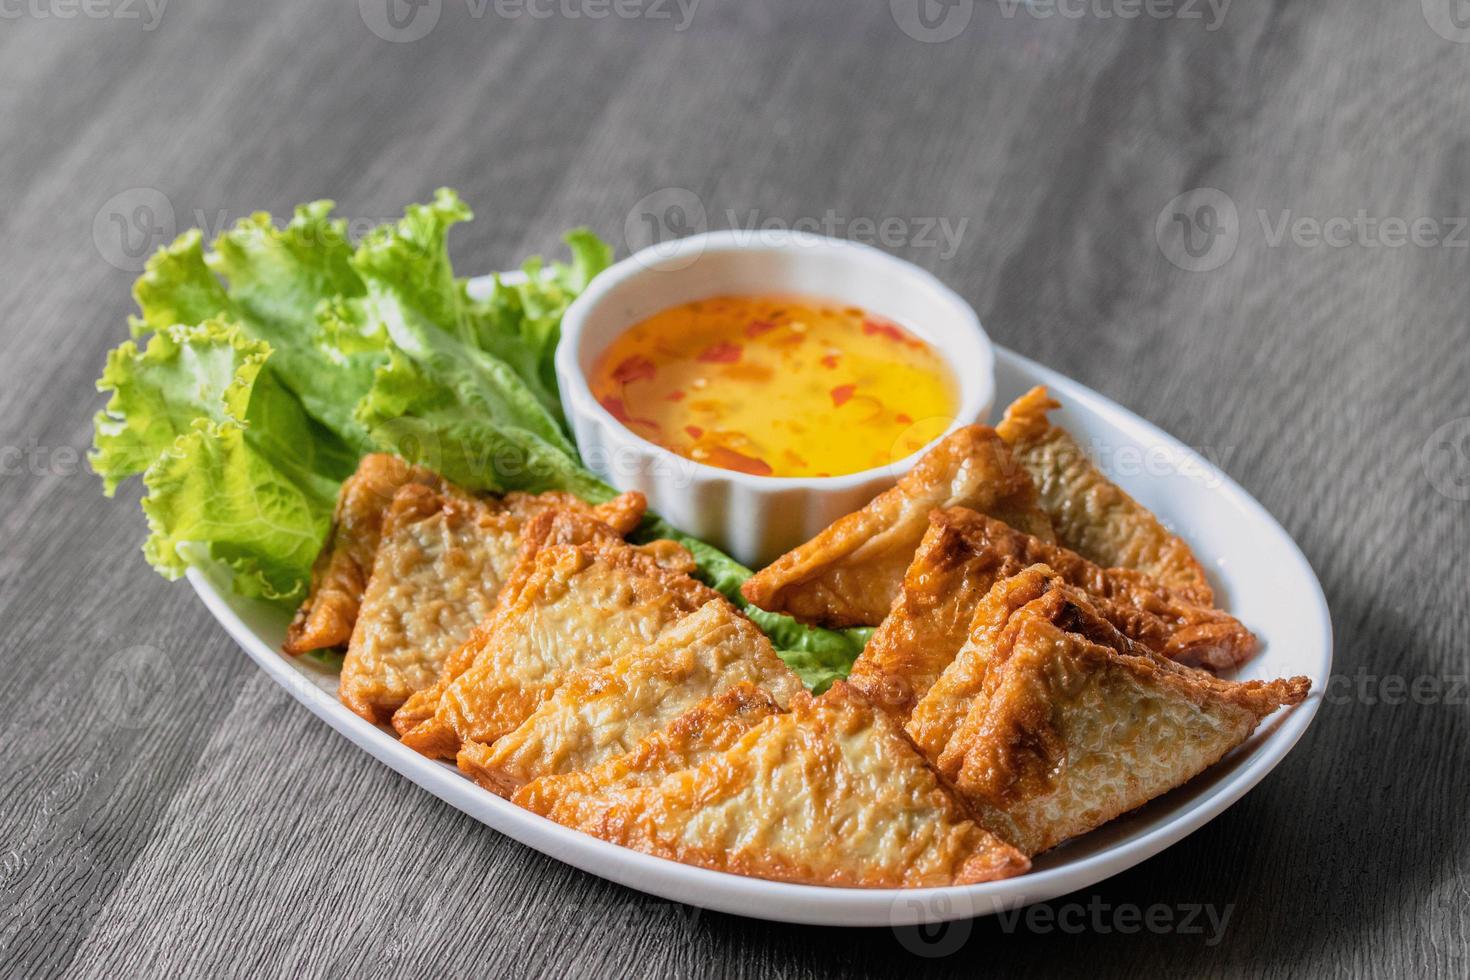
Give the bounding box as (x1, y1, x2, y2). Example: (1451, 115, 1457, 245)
(2, 0, 1467, 975)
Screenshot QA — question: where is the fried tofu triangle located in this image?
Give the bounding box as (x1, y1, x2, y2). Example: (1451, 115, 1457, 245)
(849, 510, 1254, 713)
(516, 683, 1029, 888)
(459, 601, 804, 796)
(908, 582, 1309, 855)
(997, 387, 1214, 605)
(285, 454, 441, 654)
(740, 425, 1055, 629)
(339, 486, 647, 725)
(903, 568, 1152, 761)
(388, 505, 650, 738)
(285, 452, 644, 655)
(394, 513, 723, 759)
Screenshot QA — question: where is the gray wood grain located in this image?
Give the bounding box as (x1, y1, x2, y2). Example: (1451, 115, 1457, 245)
(2, 0, 1467, 975)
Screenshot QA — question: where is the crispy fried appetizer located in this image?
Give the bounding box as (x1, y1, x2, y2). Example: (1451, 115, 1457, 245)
(903, 568, 1144, 761)
(286, 452, 644, 655)
(914, 509, 1253, 670)
(285, 454, 441, 654)
(903, 574, 1309, 854)
(514, 683, 786, 806)
(338, 486, 646, 724)
(457, 600, 804, 795)
(515, 683, 1031, 888)
(996, 386, 1214, 605)
(393, 510, 723, 759)
(390, 506, 689, 740)
(739, 425, 1054, 628)
(850, 545, 1063, 718)
(849, 510, 1254, 714)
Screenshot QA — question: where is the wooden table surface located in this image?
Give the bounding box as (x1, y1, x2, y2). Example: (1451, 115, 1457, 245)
(4, 1, 1467, 975)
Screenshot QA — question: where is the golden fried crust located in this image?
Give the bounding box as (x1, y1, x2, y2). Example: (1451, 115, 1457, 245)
(909, 597, 1308, 855)
(583, 492, 649, 539)
(996, 387, 1215, 606)
(490, 500, 657, 622)
(848, 514, 1047, 715)
(854, 558, 1060, 723)
(390, 504, 668, 739)
(739, 426, 1054, 629)
(284, 453, 644, 657)
(338, 489, 647, 725)
(457, 601, 804, 796)
(851, 511, 1255, 707)
(336, 486, 517, 723)
(516, 683, 1028, 888)
(394, 527, 723, 758)
(513, 683, 785, 811)
(904, 570, 1135, 761)
(285, 454, 441, 654)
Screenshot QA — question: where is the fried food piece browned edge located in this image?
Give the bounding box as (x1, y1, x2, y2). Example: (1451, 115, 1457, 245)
(285, 454, 440, 654)
(392, 507, 721, 758)
(739, 425, 1054, 629)
(996, 386, 1215, 605)
(849, 508, 1256, 716)
(285, 450, 643, 655)
(456, 599, 804, 797)
(516, 682, 1031, 888)
(929, 589, 1308, 854)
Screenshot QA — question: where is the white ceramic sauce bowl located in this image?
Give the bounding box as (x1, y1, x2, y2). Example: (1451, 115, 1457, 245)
(554, 231, 995, 568)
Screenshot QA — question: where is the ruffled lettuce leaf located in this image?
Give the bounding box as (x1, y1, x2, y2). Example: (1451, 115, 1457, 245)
(208, 203, 382, 454)
(128, 229, 238, 337)
(345, 192, 602, 499)
(142, 420, 331, 602)
(467, 228, 614, 422)
(130, 202, 382, 454)
(92, 321, 350, 601)
(355, 348, 609, 500)
(349, 191, 577, 460)
(93, 316, 263, 492)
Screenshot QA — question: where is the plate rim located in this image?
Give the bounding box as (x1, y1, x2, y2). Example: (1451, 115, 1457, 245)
(184, 276, 1332, 926)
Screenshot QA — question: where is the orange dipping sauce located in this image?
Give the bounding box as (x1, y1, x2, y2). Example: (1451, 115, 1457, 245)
(589, 295, 959, 478)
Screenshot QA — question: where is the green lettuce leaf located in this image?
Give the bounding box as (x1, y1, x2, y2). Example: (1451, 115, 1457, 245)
(141, 420, 332, 602)
(346, 191, 595, 494)
(93, 316, 263, 492)
(206, 202, 381, 453)
(93, 321, 350, 601)
(352, 190, 474, 340)
(208, 202, 365, 338)
(128, 230, 238, 338)
(465, 228, 614, 423)
(129, 202, 384, 455)
(355, 348, 609, 500)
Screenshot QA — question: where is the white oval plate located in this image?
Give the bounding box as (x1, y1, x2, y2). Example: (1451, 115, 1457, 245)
(186, 273, 1331, 927)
